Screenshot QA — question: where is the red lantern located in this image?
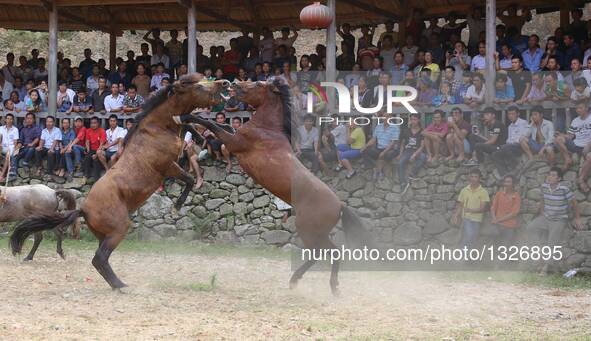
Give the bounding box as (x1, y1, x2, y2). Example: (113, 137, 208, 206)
(300, 2, 333, 29)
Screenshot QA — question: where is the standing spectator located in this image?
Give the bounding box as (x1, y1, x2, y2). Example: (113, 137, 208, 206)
(453, 168, 490, 248)
(78, 48, 96, 79)
(466, 6, 485, 54)
(0, 72, 13, 102)
(361, 112, 401, 180)
(32, 58, 48, 83)
(34, 115, 62, 179)
(57, 118, 76, 180)
(69, 67, 85, 94)
(398, 113, 427, 194)
(86, 65, 102, 93)
(2, 52, 18, 84)
(258, 27, 275, 63)
(274, 27, 298, 49)
(18, 56, 33, 83)
(563, 34, 582, 71)
(98, 114, 126, 170)
(72, 87, 93, 113)
(525, 167, 583, 274)
(465, 107, 508, 166)
(405, 8, 425, 43)
(379, 20, 398, 48)
(446, 41, 471, 81)
(337, 23, 355, 55)
(498, 4, 531, 33)
(109, 61, 131, 89)
(236, 29, 255, 62)
(91, 77, 109, 114)
(122, 84, 145, 114)
(441, 12, 466, 43)
(446, 107, 471, 161)
(522, 34, 543, 72)
(84, 116, 106, 183)
(104, 83, 124, 115)
(126, 50, 136, 78)
(339, 120, 366, 179)
(222, 38, 241, 79)
(357, 24, 375, 52)
(507, 55, 531, 104)
(143, 29, 164, 55)
(540, 37, 564, 70)
(422, 110, 449, 162)
(0, 113, 19, 182)
(490, 106, 529, 177)
(490, 175, 521, 246)
(136, 43, 152, 68)
(166, 30, 183, 72)
(295, 114, 321, 174)
(379, 36, 396, 71)
(520, 106, 554, 162)
(9, 113, 40, 177)
(182, 130, 204, 189)
(151, 43, 170, 71)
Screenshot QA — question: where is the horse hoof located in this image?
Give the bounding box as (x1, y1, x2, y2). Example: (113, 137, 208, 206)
(331, 287, 341, 298)
(58, 253, 66, 260)
(114, 285, 130, 293)
(23, 257, 33, 262)
(289, 281, 298, 290)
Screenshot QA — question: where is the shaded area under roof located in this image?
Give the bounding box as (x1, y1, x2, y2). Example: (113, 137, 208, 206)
(0, 0, 589, 34)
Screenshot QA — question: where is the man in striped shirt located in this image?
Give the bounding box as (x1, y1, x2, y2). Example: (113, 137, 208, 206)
(525, 167, 583, 274)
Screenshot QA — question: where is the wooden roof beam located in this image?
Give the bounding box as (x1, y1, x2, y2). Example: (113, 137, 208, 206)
(39, 0, 117, 33)
(244, 0, 261, 29)
(192, 1, 255, 30)
(335, 0, 402, 20)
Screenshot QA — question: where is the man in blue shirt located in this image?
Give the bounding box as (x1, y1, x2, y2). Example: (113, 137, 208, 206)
(361, 112, 401, 180)
(521, 34, 543, 72)
(9, 112, 41, 179)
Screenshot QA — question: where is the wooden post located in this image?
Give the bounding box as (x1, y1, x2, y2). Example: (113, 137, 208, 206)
(48, 1, 58, 116)
(109, 29, 117, 71)
(187, 1, 197, 73)
(485, 0, 496, 106)
(325, 0, 337, 111)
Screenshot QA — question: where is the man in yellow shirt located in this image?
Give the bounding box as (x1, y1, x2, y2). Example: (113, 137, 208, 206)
(452, 168, 490, 248)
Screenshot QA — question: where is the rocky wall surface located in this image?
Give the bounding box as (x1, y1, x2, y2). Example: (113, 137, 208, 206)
(12, 156, 591, 271)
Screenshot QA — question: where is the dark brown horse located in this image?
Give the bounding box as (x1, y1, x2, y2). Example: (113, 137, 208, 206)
(182, 78, 374, 295)
(11, 74, 226, 289)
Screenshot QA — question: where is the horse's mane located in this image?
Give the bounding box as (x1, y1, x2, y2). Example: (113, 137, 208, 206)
(123, 85, 173, 147)
(272, 78, 297, 143)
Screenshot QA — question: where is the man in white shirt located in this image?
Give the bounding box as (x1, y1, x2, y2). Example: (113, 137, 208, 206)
(150, 43, 170, 70)
(0, 113, 19, 181)
(490, 106, 530, 177)
(98, 114, 127, 170)
(470, 42, 486, 72)
(149, 63, 170, 91)
(104, 83, 124, 114)
(34, 115, 62, 177)
(0, 72, 14, 102)
(464, 73, 486, 107)
(295, 114, 320, 174)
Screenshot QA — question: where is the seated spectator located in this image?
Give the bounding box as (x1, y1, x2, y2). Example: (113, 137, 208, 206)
(564, 58, 584, 90)
(25, 89, 44, 113)
(452, 168, 490, 249)
(123, 84, 145, 114)
(445, 41, 471, 80)
(328, 116, 348, 171)
(440, 66, 461, 98)
(183, 129, 204, 189)
(494, 73, 515, 104)
(63, 116, 87, 178)
(420, 51, 440, 82)
(465, 107, 507, 166)
(456, 71, 472, 103)
(338, 120, 366, 179)
(463, 73, 486, 107)
(203, 112, 232, 169)
(221, 117, 243, 173)
(57, 118, 76, 181)
(397, 113, 427, 193)
(490, 106, 529, 177)
(86, 65, 102, 93)
(519, 106, 554, 162)
(98, 114, 126, 170)
(470, 41, 486, 72)
(34, 115, 62, 179)
(422, 110, 449, 162)
(150, 63, 170, 92)
(415, 76, 436, 105)
(372, 72, 391, 106)
(526, 72, 546, 102)
(318, 125, 337, 174)
(109, 61, 131, 89)
(223, 88, 245, 113)
(570, 77, 590, 101)
(295, 114, 321, 174)
(0, 113, 19, 182)
(151, 43, 170, 71)
(525, 167, 583, 274)
(490, 175, 521, 247)
(2, 99, 15, 113)
(9, 112, 40, 178)
(91, 77, 109, 114)
(507, 55, 531, 104)
(132, 64, 151, 98)
(551, 100, 591, 192)
(84, 116, 106, 183)
(494, 44, 513, 71)
(432, 82, 456, 107)
(9, 91, 25, 113)
(72, 87, 93, 113)
(104, 83, 124, 114)
(445, 107, 471, 161)
(544, 71, 570, 101)
(362, 112, 401, 180)
(56, 81, 75, 114)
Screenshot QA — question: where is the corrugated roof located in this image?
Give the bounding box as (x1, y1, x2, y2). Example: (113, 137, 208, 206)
(0, 0, 588, 33)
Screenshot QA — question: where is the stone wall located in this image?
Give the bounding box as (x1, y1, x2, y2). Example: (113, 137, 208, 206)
(12, 156, 591, 271)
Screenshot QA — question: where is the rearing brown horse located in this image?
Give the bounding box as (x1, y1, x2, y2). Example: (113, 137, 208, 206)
(183, 78, 374, 295)
(11, 74, 226, 289)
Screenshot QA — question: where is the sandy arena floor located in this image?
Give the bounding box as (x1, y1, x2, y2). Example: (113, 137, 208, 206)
(1, 241, 590, 340)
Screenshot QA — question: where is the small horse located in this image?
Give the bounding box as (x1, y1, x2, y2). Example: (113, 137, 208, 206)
(1, 184, 77, 260)
(11, 74, 226, 289)
(182, 78, 374, 296)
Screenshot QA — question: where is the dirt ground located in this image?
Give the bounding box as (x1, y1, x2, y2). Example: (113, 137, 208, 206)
(1, 241, 590, 341)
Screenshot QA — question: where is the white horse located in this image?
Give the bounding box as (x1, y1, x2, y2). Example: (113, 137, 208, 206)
(0, 184, 78, 260)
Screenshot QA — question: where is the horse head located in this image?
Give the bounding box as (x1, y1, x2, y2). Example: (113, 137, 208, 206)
(172, 73, 230, 115)
(231, 77, 286, 108)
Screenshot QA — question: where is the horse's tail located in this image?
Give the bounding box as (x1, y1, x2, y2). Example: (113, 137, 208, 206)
(340, 205, 376, 249)
(10, 210, 82, 256)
